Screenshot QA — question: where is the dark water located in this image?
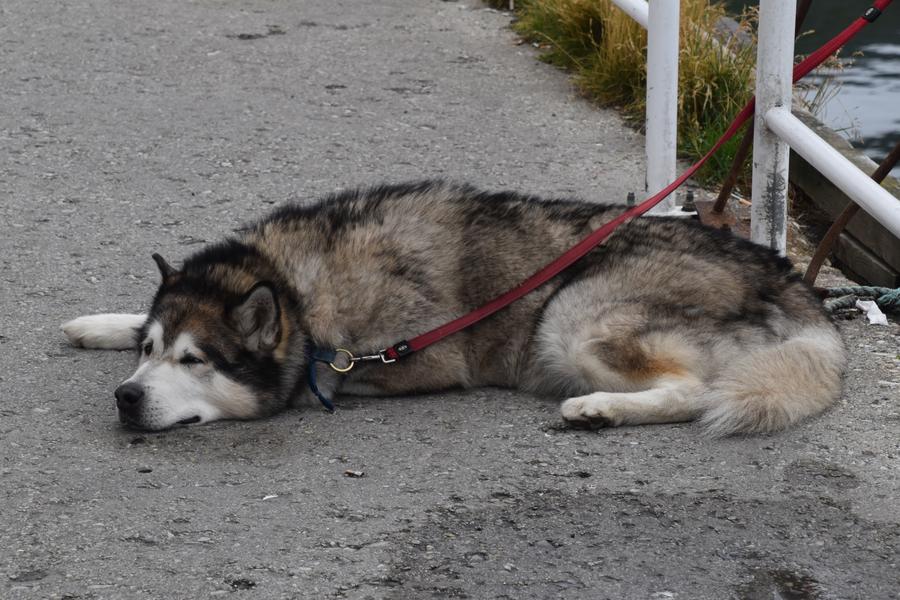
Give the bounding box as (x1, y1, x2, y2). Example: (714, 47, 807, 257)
(726, 1, 900, 175)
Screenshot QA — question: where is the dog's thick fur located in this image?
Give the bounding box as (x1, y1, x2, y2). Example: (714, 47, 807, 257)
(62, 181, 845, 434)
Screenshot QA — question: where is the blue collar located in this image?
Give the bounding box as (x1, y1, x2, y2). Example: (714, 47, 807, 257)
(305, 344, 337, 412)
(304, 342, 399, 412)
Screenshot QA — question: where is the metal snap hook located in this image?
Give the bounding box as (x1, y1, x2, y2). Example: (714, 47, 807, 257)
(328, 348, 355, 373)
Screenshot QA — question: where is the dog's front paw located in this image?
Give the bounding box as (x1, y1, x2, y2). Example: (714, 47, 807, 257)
(61, 314, 146, 350)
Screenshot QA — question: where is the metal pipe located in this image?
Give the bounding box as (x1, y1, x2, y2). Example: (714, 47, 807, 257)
(610, 0, 649, 29)
(713, 119, 754, 213)
(645, 0, 680, 214)
(765, 107, 900, 239)
(750, 0, 797, 253)
(714, 0, 813, 212)
(803, 140, 900, 285)
(795, 0, 813, 34)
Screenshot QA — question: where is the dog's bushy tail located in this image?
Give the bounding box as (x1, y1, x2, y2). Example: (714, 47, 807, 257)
(698, 325, 846, 437)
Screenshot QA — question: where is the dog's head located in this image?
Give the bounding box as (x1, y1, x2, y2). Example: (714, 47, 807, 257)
(115, 251, 300, 430)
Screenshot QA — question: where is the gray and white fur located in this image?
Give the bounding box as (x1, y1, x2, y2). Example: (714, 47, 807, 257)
(62, 181, 846, 435)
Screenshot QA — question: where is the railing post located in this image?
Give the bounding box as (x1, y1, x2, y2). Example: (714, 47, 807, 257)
(750, 0, 796, 253)
(645, 0, 680, 214)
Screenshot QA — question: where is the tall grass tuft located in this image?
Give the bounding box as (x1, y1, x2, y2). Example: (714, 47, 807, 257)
(506, 0, 758, 188)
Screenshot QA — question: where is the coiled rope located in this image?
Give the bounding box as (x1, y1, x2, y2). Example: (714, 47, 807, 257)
(823, 286, 900, 312)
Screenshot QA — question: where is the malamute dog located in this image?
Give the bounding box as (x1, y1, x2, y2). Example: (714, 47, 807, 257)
(62, 181, 845, 434)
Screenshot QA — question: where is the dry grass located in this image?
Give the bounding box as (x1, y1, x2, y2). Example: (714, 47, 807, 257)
(503, 0, 759, 188)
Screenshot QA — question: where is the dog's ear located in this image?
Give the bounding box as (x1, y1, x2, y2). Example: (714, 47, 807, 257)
(232, 282, 281, 353)
(151, 253, 179, 284)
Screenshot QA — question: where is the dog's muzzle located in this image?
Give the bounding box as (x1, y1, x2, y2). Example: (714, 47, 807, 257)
(115, 381, 145, 416)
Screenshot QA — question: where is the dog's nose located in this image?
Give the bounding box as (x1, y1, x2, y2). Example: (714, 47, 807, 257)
(115, 382, 145, 412)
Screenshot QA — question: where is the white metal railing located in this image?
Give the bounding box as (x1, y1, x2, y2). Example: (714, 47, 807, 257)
(611, 0, 900, 251)
(765, 107, 900, 239)
(611, 0, 648, 27)
(750, 0, 795, 252)
(753, 0, 900, 251)
(611, 0, 680, 214)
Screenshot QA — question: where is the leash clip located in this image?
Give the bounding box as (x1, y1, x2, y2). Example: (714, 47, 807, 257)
(306, 343, 400, 411)
(327, 348, 399, 372)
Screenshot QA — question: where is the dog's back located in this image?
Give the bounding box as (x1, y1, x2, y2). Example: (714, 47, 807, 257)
(242, 182, 635, 388)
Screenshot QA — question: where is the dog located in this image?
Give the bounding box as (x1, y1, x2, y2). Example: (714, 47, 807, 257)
(61, 181, 846, 434)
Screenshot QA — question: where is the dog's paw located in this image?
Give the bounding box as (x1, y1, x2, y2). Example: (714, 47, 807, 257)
(560, 394, 620, 430)
(61, 314, 146, 350)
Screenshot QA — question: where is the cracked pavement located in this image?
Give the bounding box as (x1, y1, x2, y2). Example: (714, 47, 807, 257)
(1, 1, 898, 598)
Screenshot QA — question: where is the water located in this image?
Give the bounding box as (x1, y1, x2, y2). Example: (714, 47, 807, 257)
(725, 1, 900, 175)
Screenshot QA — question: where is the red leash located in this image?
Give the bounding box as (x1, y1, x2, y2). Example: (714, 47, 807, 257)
(379, 0, 892, 362)
(307, 2, 892, 395)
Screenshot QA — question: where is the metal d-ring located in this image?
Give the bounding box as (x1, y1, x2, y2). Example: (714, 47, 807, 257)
(328, 348, 355, 373)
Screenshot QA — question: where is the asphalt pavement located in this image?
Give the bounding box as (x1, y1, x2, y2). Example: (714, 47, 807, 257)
(1, 1, 898, 598)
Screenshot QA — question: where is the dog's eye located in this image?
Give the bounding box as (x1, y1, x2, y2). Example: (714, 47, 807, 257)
(180, 355, 204, 366)
(142, 341, 153, 355)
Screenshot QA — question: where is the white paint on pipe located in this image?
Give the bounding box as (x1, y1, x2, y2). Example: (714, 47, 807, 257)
(610, 0, 649, 29)
(645, 0, 680, 214)
(750, 0, 796, 254)
(765, 107, 900, 239)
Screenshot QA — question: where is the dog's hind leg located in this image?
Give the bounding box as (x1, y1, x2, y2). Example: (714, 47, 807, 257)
(532, 302, 708, 429)
(61, 314, 146, 349)
(561, 376, 703, 428)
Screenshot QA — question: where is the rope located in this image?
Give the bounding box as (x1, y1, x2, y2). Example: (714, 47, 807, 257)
(823, 286, 900, 312)
(824, 295, 858, 312)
